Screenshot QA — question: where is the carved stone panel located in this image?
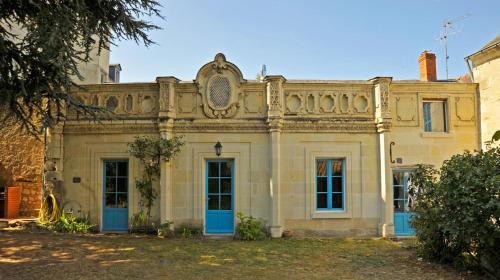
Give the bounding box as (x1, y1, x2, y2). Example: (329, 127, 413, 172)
(177, 91, 197, 114)
(395, 95, 418, 126)
(286, 93, 304, 114)
(319, 93, 336, 113)
(243, 91, 264, 113)
(455, 97, 475, 124)
(353, 93, 370, 113)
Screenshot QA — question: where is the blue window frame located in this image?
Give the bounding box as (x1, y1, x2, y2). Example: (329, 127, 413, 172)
(316, 159, 345, 210)
(423, 100, 447, 132)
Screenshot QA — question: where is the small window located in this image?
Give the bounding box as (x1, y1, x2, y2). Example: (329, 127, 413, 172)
(316, 159, 345, 211)
(423, 100, 447, 132)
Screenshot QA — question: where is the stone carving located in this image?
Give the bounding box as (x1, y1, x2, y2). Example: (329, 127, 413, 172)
(105, 96, 118, 112)
(269, 81, 281, 112)
(319, 93, 336, 113)
(339, 93, 350, 113)
(243, 91, 263, 113)
(195, 53, 244, 119)
(159, 82, 169, 111)
(455, 97, 475, 122)
(353, 93, 370, 113)
(306, 94, 315, 113)
(177, 91, 197, 113)
(92, 95, 99, 106)
(125, 95, 133, 112)
(141, 96, 154, 113)
(286, 93, 304, 113)
(395, 96, 416, 122)
(380, 82, 389, 113)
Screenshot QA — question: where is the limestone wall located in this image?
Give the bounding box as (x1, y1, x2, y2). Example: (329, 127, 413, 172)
(0, 117, 44, 217)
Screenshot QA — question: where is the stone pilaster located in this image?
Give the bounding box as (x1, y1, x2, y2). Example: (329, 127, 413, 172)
(370, 77, 394, 237)
(156, 76, 179, 227)
(265, 75, 286, 238)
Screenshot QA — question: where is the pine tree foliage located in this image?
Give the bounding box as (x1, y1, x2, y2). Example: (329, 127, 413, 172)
(0, 0, 162, 133)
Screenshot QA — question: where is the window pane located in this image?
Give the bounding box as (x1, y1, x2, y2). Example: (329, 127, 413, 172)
(117, 193, 128, 208)
(105, 193, 116, 208)
(331, 160, 342, 176)
(208, 195, 219, 210)
(220, 162, 231, 177)
(393, 172, 403, 186)
(208, 162, 219, 177)
(117, 178, 127, 193)
(105, 178, 116, 193)
(394, 200, 404, 212)
(423, 102, 432, 132)
(317, 177, 327, 192)
(117, 162, 128, 177)
(332, 194, 343, 209)
(332, 177, 342, 193)
(430, 102, 446, 132)
(105, 162, 116, 176)
(220, 195, 232, 210)
(317, 194, 327, 209)
(393, 186, 404, 199)
(208, 178, 219, 193)
(316, 160, 327, 176)
(220, 178, 231, 194)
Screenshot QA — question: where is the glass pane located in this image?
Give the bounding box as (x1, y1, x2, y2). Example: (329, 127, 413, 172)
(316, 160, 327, 176)
(220, 178, 231, 194)
(220, 195, 232, 210)
(208, 195, 219, 210)
(208, 179, 219, 193)
(208, 162, 219, 177)
(332, 177, 342, 193)
(117, 178, 128, 193)
(116, 193, 128, 208)
(220, 161, 231, 177)
(117, 162, 128, 177)
(393, 186, 404, 199)
(105, 162, 116, 176)
(317, 194, 327, 209)
(105, 178, 116, 193)
(430, 102, 446, 132)
(332, 194, 343, 209)
(393, 172, 403, 186)
(105, 193, 116, 208)
(394, 200, 404, 212)
(331, 160, 342, 176)
(317, 177, 327, 192)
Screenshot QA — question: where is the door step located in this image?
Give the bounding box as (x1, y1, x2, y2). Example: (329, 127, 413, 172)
(204, 234, 234, 240)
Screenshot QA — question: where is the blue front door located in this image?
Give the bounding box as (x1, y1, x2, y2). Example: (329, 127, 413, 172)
(393, 170, 416, 236)
(206, 160, 234, 234)
(103, 160, 129, 231)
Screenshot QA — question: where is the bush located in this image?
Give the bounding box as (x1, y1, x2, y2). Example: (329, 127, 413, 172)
(235, 212, 265, 241)
(50, 211, 94, 233)
(410, 147, 500, 278)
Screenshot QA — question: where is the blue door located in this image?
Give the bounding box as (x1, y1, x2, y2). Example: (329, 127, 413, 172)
(393, 170, 416, 236)
(206, 160, 234, 234)
(103, 160, 129, 231)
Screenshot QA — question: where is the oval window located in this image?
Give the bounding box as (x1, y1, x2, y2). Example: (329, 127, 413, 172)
(209, 76, 231, 108)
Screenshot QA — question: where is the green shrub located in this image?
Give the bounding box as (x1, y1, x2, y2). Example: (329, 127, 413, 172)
(51, 211, 93, 233)
(410, 147, 500, 278)
(235, 212, 265, 241)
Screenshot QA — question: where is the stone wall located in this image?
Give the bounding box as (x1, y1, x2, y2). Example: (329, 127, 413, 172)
(0, 117, 44, 217)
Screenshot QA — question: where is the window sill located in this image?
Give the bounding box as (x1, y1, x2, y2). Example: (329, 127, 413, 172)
(420, 132, 453, 138)
(312, 210, 352, 219)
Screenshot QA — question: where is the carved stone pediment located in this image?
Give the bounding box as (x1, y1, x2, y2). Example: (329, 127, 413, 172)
(195, 53, 245, 118)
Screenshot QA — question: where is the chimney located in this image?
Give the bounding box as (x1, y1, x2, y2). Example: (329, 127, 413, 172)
(419, 51, 437, 81)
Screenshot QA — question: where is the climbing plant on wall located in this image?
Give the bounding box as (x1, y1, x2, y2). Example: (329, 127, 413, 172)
(128, 136, 184, 230)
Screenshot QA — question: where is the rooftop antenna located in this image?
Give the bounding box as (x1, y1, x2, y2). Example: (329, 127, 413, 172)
(438, 13, 471, 79)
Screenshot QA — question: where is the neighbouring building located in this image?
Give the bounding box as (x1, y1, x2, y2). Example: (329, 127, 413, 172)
(46, 51, 482, 237)
(465, 35, 500, 147)
(0, 23, 119, 218)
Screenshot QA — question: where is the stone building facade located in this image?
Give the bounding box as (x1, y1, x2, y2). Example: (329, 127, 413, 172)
(47, 52, 480, 237)
(466, 35, 500, 146)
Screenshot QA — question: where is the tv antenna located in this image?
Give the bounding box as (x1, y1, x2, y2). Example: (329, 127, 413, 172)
(438, 13, 471, 79)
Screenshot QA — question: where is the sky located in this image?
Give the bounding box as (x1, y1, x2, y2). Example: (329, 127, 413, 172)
(110, 0, 500, 82)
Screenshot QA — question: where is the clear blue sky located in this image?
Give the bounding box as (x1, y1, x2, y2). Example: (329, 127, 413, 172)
(110, 0, 500, 82)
